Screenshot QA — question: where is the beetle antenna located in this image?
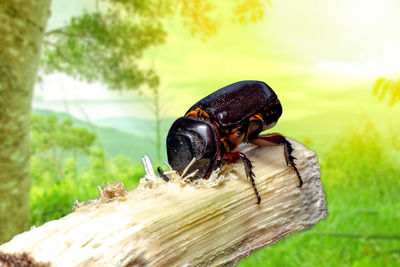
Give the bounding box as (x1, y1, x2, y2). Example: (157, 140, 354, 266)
(157, 166, 170, 182)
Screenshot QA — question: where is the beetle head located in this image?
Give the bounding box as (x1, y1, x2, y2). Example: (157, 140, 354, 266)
(167, 117, 218, 179)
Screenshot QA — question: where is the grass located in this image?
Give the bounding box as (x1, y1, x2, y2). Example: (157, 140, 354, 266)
(239, 122, 400, 267)
(239, 184, 400, 267)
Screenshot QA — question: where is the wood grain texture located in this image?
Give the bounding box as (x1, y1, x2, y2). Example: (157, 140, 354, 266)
(0, 140, 327, 266)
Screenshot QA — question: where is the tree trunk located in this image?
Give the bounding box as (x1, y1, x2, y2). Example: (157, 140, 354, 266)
(0, 141, 327, 266)
(0, 0, 51, 243)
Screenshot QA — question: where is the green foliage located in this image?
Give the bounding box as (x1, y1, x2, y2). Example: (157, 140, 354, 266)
(29, 114, 144, 226)
(30, 158, 144, 226)
(30, 179, 76, 225)
(240, 122, 400, 267)
(233, 0, 271, 24)
(33, 108, 164, 162)
(31, 114, 96, 154)
(43, 10, 163, 90)
(373, 77, 400, 107)
(30, 114, 96, 181)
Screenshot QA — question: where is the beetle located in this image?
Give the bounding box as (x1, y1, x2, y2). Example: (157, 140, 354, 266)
(158, 80, 302, 204)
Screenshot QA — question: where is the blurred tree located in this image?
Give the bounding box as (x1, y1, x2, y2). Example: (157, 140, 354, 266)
(29, 114, 104, 226)
(373, 78, 400, 106)
(0, 0, 51, 243)
(30, 114, 96, 181)
(150, 85, 163, 162)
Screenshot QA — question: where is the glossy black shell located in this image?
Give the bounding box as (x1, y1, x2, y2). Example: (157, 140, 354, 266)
(166, 117, 218, 178)
(186, 80, 278, 129)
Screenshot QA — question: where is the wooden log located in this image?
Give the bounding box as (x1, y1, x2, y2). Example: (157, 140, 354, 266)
(0, 139, 327, 266)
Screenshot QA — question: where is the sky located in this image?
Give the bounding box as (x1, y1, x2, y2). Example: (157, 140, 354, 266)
(33, 0, 400, 136)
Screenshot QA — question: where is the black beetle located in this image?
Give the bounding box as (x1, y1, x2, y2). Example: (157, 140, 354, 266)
(158, 80, 302, 204)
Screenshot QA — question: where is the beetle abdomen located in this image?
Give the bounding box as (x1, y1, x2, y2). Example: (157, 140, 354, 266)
(186, 81, 278, 129)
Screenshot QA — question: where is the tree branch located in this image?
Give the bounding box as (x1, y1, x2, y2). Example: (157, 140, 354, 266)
(0, 139, 327, 266)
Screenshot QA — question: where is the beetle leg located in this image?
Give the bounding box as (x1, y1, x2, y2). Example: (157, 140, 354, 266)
(157, 166, 170, 182)
(223, 152, 261, 204)
(239, 153, 261, 205)
(250, 133, 303, 187)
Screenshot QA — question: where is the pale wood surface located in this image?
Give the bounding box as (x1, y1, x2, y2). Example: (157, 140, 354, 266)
(0, 140, 327, 267)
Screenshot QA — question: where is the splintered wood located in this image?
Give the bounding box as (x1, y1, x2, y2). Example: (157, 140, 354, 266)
(0, 140, 327, 267)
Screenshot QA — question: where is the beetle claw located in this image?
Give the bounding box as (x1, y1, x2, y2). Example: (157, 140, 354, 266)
(283, 142, 303, 187)
(239, 153, 261, 205)
(223, 152, 261, 204)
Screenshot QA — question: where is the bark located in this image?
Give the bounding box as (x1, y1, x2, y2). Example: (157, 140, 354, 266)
(0, 140, 327, 266)
(0, 0, 51, 243)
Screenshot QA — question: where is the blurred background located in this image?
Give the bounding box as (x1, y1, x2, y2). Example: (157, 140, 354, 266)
(2, 0, 400, 265)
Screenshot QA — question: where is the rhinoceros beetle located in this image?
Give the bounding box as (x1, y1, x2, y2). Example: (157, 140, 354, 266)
(158, 80, 302, 204)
